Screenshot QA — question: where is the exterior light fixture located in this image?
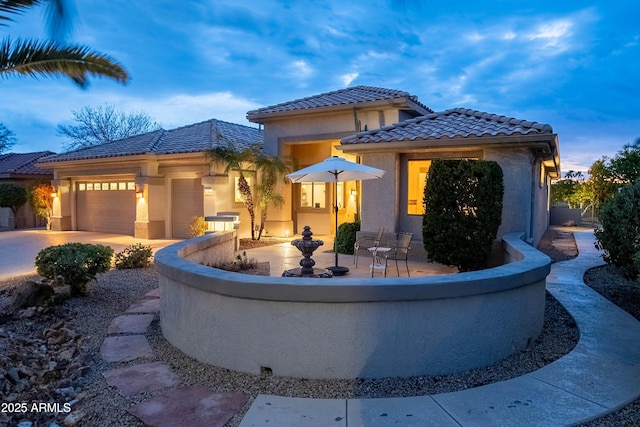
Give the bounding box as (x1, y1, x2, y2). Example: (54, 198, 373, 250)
(351, 189, 357, 196)
(135, 185, 144, 199)
(204, 186, 214, 195)
(51, 186, 58, 198)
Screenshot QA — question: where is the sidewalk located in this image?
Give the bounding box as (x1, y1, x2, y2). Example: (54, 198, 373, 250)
(238, 230, 640, 426)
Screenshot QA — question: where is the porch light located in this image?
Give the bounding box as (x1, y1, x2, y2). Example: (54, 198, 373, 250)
(350, 189, 357, 196)
(51, 186, 58, 198)
(135, 185, 144, 199)
(204, 186, 214, 195)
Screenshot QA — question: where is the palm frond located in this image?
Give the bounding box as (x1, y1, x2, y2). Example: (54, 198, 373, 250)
(0, 37, 129, 88)
(0, 0, 42, 25)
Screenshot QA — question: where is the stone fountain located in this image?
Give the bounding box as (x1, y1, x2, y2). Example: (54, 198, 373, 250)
(282, 226, 332, 278)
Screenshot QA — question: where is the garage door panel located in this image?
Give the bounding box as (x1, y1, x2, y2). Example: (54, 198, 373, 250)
(77, 183, 135, 235)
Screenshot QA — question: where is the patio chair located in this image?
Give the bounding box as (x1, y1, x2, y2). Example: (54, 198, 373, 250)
(353, 227, 384, 268)
(387, 232, 413, 277)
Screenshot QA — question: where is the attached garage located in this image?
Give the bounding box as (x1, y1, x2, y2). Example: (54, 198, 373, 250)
(171, 178, 203, 238)
(76, 181, 136, 235)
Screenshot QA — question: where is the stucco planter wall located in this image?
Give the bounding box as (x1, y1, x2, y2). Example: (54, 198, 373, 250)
(154, 231, 550, 380)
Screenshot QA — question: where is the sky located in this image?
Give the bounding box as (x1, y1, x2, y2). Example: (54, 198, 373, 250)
(2, 0, 639, 174)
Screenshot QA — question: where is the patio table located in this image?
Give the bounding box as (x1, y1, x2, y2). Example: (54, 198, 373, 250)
(368, 246, 391, 277)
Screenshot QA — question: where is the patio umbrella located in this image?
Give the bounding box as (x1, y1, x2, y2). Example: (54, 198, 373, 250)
(286, 156, 386, 275)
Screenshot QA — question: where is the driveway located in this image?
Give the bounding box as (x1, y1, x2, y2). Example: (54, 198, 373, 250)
(0, 229, 181, 279)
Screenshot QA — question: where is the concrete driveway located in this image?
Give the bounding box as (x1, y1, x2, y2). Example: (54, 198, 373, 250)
(0, 229, 181, 279)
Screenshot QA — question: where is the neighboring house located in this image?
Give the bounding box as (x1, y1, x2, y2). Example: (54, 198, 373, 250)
(40, 85, 560, 249)
(0, 151, 55, 229)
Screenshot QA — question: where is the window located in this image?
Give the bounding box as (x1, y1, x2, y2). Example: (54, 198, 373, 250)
(77, 181, 135, 192)
(407, 160, 431, 215)
(300, 182, 326, 209)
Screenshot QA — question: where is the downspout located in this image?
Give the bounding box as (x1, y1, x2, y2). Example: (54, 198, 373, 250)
(529, 156, 537, 245)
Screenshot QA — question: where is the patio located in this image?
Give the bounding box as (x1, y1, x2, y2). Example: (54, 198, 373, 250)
(239, 235, 458, 278)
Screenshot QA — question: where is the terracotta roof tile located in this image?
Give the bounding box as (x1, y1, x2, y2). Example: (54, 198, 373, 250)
(0, 151, 55, 176)
(39, 119, 263, 163)
(247, 85, 433, 117)
(341, 108, 553, 145)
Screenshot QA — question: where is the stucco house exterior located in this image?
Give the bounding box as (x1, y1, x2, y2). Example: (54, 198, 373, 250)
(39, 85, 560, 250)
(0, 151, 54, 229)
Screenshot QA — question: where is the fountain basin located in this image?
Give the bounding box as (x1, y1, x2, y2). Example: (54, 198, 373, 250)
(154, 231, 550, 379)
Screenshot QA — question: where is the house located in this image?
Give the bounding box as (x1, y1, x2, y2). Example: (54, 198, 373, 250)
(40, 85, 560, 250)
(0, 151, 54, 229)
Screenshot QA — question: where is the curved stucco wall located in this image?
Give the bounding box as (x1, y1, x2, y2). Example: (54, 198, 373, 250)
(155, 232, 550, 379)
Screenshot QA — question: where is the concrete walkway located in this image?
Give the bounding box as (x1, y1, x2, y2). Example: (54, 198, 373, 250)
(238, 230, 640, 426)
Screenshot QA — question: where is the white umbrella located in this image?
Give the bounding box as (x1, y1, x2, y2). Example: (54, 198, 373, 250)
(286, 156, 386, 275)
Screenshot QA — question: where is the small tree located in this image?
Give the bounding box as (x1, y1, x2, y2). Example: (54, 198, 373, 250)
(28, 180, 54, 229)
(254, 153, 297, 240)
(0, 183, 27, 228)
(595, 180, 640, 281)
(422, 159, 504, 272)
(0, 123, 16, 154)
(207, 144, 258, 239)
(57, 104, 161, 150)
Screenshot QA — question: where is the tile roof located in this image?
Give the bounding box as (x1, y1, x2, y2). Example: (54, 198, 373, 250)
(0, 151, 55, 176)
(341, 108, 554, 145)
(247, 85, 433, 118)
(40, 119, 263, 163)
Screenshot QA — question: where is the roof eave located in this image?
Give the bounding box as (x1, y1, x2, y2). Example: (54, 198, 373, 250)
(247, 97, 423, 123)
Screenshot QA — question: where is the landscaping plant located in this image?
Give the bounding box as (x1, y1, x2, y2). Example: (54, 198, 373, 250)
(114, 243, 153, 270)
(336, 221, 360, 255)
(0, 183, 27, 228)
(595, 180, 640, 281)
(422, 159, 504, 272)
(35, 243, 114, 296)
(28, 180, 54, 229)
(189, 215, 207, 237)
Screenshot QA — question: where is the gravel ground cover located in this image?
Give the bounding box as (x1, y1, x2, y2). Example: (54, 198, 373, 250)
(0, 229, 637, 426)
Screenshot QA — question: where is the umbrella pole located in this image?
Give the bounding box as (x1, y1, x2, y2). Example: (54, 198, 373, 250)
(328, 176, 349, 276)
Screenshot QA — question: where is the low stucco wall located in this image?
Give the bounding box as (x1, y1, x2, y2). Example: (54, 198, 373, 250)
(155, 231, 551, 380)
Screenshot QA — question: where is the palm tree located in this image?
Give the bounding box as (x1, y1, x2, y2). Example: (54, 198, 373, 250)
(1, 0, 129, 87)
(254, 153, 297, 240)
(207, 144, 258, 240)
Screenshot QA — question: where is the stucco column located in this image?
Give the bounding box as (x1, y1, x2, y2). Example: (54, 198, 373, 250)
(134, 176, 165, 239)
(50, 179, 71, 231)
(360, 153, 399, 233)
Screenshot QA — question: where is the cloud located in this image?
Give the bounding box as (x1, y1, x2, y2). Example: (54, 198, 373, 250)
(340, 73, 359, 86)
(291, 60, 313, 79)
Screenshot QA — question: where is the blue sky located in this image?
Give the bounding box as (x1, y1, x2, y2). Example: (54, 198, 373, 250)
(3, 0, 639, 173)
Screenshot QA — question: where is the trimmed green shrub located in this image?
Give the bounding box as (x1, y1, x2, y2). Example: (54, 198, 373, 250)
(35, 243, 113, 296)
(0, 183, 27, 228)
(422, 159, 504, 272)
(115, 243, 153, 269)
(595, 180, 640, 281)
(336, 221, 360, 255)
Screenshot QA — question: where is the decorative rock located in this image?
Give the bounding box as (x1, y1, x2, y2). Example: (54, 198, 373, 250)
(103, 362, 180, 397)
(63, 410, 85, 426)
(100, 335, 155, 363)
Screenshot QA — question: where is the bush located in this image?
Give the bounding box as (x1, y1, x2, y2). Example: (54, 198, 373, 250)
(595, 180, 640, 281)
(210, 251, 257, 272)
(35, 243, 113, 296)
(190, 216, 207, 237)
(115, 243, 153, 269)
(336, 221, 360, 255)
(422, 159, 504, 272)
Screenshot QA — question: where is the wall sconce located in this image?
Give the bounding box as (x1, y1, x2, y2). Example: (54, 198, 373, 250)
(51, 187, 58, 198)
(204, 186, 214, 195)
(350, 189, 357, 199)
(135, 184, 144, 199)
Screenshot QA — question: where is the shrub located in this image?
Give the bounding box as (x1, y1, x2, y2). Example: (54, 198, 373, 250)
(422, 159, 504, 272)
(0, 183, 27, 228)
(335, 221, 360, 255)
(28, 180, 54, 229)
(189, 216, 207, 237)
(35, 243, 113, 296)
(115, 243, 153, 269)
(595, 180, 640, 281)
(210, 251, 257, 272)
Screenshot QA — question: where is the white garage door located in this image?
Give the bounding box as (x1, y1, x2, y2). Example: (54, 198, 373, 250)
(171, 178, 203, 238)
(76, 181, 136, 235)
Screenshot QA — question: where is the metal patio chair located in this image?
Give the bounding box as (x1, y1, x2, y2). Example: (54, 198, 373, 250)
(387, 232, 413, 277)
(353, 226, 384, 268)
